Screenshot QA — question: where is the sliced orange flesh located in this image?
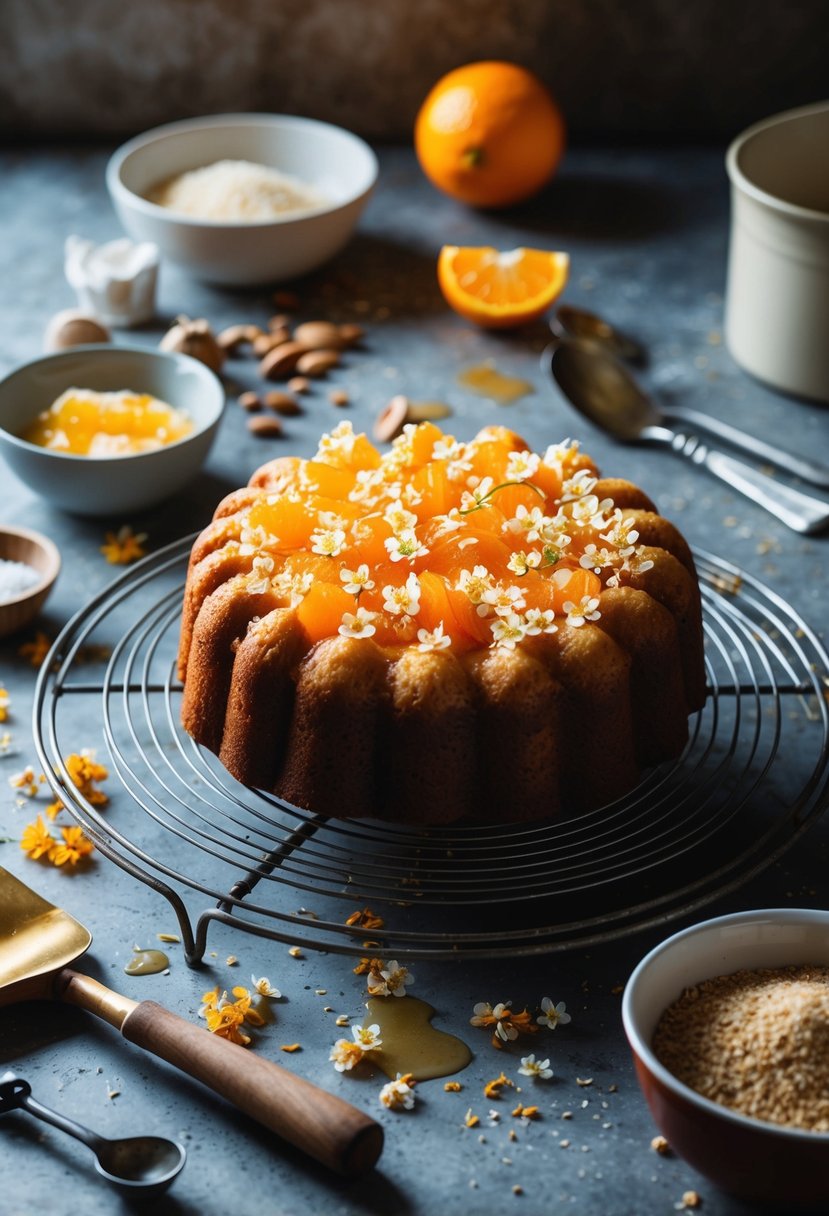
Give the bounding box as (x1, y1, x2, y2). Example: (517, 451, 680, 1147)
(438, 246, 569, 329)
(237, 420, 642, 655)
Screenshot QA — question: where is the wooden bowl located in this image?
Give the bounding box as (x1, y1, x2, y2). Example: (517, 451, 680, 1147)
(0, 525, 61, 638)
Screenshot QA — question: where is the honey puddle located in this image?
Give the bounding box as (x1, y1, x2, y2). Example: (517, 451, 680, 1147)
(457, 361, 534, 404)
(363, 996, 472, 1081)
(124, 948, 169, 976)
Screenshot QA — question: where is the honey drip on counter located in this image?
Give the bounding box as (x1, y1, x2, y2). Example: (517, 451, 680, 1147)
(124, 948, 169, 976)
(457, 361, 534, 404)
(363, 996, 472, 1081)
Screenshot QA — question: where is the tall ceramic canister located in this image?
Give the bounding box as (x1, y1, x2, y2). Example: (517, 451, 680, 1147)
(725, 101, 829, 403)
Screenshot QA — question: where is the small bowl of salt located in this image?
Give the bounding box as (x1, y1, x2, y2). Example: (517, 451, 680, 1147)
(0, 525, 60, 638)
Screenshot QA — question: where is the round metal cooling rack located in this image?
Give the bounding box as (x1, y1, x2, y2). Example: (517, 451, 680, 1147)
(34, 538, 829, 962)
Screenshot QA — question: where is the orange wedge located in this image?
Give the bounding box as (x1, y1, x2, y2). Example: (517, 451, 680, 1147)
(437, 245, 569, 329)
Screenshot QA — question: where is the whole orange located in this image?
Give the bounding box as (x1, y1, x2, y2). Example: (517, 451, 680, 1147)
(414, 61, 565, 208)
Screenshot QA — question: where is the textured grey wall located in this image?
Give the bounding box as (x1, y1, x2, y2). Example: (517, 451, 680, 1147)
(2, 0, 827, 141)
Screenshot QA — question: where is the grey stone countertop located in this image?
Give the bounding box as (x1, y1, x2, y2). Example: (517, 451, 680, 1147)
(0, 145, 827, 1216)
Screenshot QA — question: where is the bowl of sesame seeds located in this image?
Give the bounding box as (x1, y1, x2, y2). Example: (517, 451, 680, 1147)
(622, 908, 829, 1209)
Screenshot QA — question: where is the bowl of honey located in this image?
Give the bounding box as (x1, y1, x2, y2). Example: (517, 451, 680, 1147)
(0, 345, 225, 515)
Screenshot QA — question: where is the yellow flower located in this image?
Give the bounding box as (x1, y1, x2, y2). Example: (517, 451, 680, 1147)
(50, 825, 94, 866)
(483, 1072, 514, 1100)
(0, 687, 10, 722)
(101, 526, 148, 565)
(378, 1073, 416, 1111)
(20, 814, 56, 860)
(353, 956, 384, 976)
(205, 1003, 251, 1046)
(18, 631, 52, 668)
(9, 766, 42, 798)
(345, 907, 385, 930)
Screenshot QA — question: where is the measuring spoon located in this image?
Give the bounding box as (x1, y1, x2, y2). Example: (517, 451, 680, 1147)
(0, 1072, 185, 1197)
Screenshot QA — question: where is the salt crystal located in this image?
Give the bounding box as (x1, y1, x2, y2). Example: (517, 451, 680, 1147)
(0, 558, 40, 603)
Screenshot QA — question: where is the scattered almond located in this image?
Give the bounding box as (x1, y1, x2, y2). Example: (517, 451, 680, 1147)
(373, 394, 409, 442)
(294, 320, 347, 350)
(260, 341, 310, 379)
(288, 376, 311, 395)
(217, 323, 261, 351)
(329, 388, 349, 407)
(264, 391, 302, 416)
(247, 415, 283, 438)
(296, 349, 340, 377)
(338, 322, 364, 346)
(253, 332, 287, 357)
(238, 391, 262, 411)
(268, 314, 292, 331)
(651, 1135, 671, 1155)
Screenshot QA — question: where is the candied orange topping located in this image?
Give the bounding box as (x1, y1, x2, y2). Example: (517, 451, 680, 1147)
(231, 421, 655, 653)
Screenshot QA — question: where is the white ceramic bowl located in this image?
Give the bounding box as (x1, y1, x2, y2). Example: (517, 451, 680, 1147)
(106, 113, 378, 286)
(0, 345, 225, 516)
(0, 524, 61, 638)
(623, 909, 829, 1208)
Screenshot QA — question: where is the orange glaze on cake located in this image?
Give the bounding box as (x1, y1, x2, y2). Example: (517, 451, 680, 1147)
(179, 421, 706, 823)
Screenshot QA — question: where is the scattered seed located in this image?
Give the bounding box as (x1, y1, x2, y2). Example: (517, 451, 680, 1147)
(156, 933, 180, 943)
(335, 1014, 350, 1026)
(288, 376, 311, 394)
(315, 988, 327, 995)
(264, 390, 302, 416)
(329, 388, 349, 407)
(444, 1081, 462, 1092)
(238, 390, 262, 411)
(373, 394, 409, 442)
(288, 946, 303, 958)
(512, 1185, 523, 1196)
(296, 349, 340, 377)
(651, 1135, 671, 1155)
(226, 955, 238, 966)
(576, 1078, 593, 1087)
(280, 1044, 302, 1053)
(247, 415, 283, 438)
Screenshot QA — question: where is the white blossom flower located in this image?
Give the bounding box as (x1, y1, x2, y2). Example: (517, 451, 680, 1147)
(317, 510, 351, 532)
(251, 975, 281, 998)
(383, 504, 418, 535)
(561, 469, 597, 501)
(456, 565, 495, 605)
(470, 1001, 498, 1027)
(433, 511, 464, 534)
(310, 527, 347, 558)
(417, 623, 452, 652)
(460, 476, 495, 512)
(330, 1038, 365, 1072)
(8, 766, 39, 796)
(338, 607, 378, 639)
(247, 553, 275, 594)
(523, 608, 557, 636)
(273, 569, 314, 607)
(601, 511, 640, 554)
(352, 1023, 383, 1051)
(563, 596, 602, 627)
(507, 550, 542, 576)
(340, 564, 375, 595)
(368, 959, 414, 998)
(315, 420, 356, 465)
(503, 504, 548, 542)
(379, 1074, 416, 1111)
(537, 997, 571, 1029)
(518, 1054, 554, 1079)
(198, 988, 228, 1018)
(383, 572, 421, 616)
(542, 438, 579, 470)
(480, 583, 526, 618)
(579, 544, 619, 574)
(490, 614, 526, 650)
(505, 450, 541, 482)
(569, 494, 614, 528)
(384, 529, 428, 563)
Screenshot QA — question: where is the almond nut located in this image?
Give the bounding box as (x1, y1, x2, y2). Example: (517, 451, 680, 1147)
(247, 415, 284, 438)
(338, 323, 364, 346)
(264, 391, 302, 416)
(218, 323, 261, 351)
(329, 388, 349, 407)
(268, 314, 292, 331)
(293, 321, 347, 351)
(295, 349, 340, 377)
(238, 390, 262, 411)
(288, 376, 311, 394)
(260, 341, 310, 379)
(373, 395, 409, 442)
(253, 332, 287, 357)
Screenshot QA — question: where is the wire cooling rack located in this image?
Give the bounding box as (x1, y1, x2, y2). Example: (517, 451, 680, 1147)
(33, 538, 829, 962)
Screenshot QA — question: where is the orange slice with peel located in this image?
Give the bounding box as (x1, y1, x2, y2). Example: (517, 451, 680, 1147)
(437, 245, 569, 329)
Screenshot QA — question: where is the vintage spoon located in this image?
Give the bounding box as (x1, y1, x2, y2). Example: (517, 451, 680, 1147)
(545, 341, 829, 534)
(551, 304, 647, 363)
(0, 1072, 185, 1197)
(548, 310, 829, 489)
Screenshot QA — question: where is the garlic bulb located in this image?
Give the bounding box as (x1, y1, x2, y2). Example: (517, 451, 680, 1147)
(159, 316, 225, 374)
(44, 309, 111, 352)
